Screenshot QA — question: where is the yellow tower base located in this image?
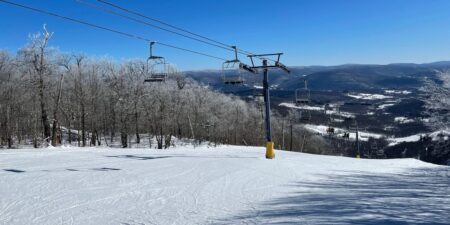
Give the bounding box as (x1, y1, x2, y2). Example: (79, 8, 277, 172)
(356, 154, 360, 159)
(265, 141, 275, 159)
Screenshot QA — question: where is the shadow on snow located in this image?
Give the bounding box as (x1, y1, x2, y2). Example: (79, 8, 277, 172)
(106, 154, 258, 160)
(3, 169, 26, 173)
(214, 167, 450, 225)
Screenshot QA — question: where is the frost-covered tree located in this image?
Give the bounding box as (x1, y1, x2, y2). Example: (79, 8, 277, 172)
(0, 51, 15, 148)
(422, 71, 450, 130)
(0, 29, 327, 153)
(17, 25, 55, 146)
(421, 71, 450, 163)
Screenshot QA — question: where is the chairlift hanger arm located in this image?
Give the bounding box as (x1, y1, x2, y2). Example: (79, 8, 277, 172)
(248, 53, 283, 64)
(250, 65, 283, 69)
(275, 61, 290, 73)
(248, 53, 284, 57)
(247, 53, 290, 74)
(240, 63, 258, 74)
(222, 45, 257, 74)
(250, 65, 290, 73)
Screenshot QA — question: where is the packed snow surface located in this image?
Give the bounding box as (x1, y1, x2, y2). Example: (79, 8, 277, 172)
(1, 146, 449, 225)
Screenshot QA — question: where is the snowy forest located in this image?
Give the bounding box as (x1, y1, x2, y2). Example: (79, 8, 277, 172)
(0, 28, 328, 152)
(1, 28, 449, 166)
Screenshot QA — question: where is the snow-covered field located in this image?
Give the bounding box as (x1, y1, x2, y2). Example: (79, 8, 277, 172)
(377, 103, 395, 110)
(387, 134, 423, 146)
(384, 90, 412, 95)
(0, 146, 449, 225)
(347, 93, 392, 100)
(303, 124, 384, 141)
(304, 123, 450, 147)
(387, 129, 450, 146)
(279, 103, 354, 118)
(279, 102, 324, 111)
(394, 116, 415, 124)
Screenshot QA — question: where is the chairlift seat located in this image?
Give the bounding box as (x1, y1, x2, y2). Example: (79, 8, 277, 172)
(222, 61, 244, 85)
(144, 73, 167, 83)
(299, 112, 311, 122)
(376, 149, 384, 156)
(299, 117, 310, 122)
(224, 76, 244, 85)
(144, 77, 165, 82)
(295, 87, 310, 105)
(221, 46, 256, 85)
(144, 42, 173, 83)
(296, 99, 310, 105)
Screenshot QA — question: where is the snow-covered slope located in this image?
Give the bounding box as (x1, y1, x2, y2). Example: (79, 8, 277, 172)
(0, 146, 448, 225)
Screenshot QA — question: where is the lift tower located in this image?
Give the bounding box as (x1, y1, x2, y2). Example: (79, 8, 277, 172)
(249, 54, 290, 159)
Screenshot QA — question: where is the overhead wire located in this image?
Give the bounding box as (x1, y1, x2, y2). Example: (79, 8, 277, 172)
(0, 0, 227, 61)
(76, 0, 234, 53)
(95, 0, 267, 59)
(96, 0, 235, 50)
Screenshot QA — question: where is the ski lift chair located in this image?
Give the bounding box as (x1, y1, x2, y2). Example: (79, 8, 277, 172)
(222, 60, 244, 85)
(370, 142, 378, 150)
(296, 89, 311, 105)
(222, 46, 256, 85)
(348, 119, 359, 132)
(299, 110, 311, 122)
(360, 128, 369, 139)
(144, 42, 169, 83)
(326, 116, 335, 134)
(295, 79, 310, 105)
(376, 149, 385, 158)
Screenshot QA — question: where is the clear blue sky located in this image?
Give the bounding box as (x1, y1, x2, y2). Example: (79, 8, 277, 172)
(1, 0, 450, 70)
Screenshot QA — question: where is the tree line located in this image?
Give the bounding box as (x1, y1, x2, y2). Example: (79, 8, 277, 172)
(0, 27, 329, 153)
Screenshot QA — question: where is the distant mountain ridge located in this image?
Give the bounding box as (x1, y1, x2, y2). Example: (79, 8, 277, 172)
(184, 61, 450, 91)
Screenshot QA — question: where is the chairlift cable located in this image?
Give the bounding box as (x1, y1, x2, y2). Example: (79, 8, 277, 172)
(157, 42, 227, 61)
(77, 0, 234, 53)
(97, 0, 236, 50)
(95, 0, 278, 62)
(0, 0, 226, 61)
